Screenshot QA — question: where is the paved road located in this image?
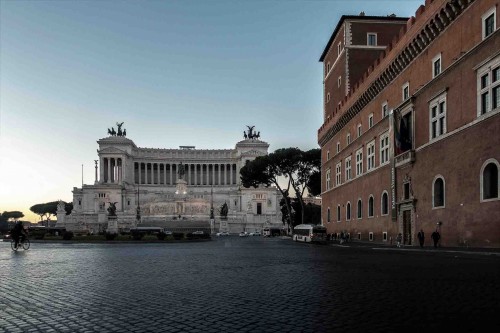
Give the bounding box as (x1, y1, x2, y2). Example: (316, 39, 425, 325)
(1, 237, 499, 333)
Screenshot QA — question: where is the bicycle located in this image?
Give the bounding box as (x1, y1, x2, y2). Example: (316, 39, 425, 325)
(11, 236, 30, 251)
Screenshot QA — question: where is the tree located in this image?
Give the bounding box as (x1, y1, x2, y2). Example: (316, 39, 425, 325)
(240, 147, 321, 233)
(0, 211, 25, 233)
(0, 213, 7, 233)
(279, 192, 293, 225)
(2, 211, 25, 221)
(290, 200, 321, 225)
(286, 148, 321, 225)
(30, 201, 59, 226)
(240, 149, 296, 233)
(306, 168, 322, 197)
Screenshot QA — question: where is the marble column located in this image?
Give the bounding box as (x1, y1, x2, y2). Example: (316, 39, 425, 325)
(169, 164, 173, 185)
(194, 164, 196, 185)
(100, 158, 105, 183)
(107, 158, 111, 184)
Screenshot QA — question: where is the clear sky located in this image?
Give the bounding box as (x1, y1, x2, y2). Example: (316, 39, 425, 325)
(0, 0, 423, 222)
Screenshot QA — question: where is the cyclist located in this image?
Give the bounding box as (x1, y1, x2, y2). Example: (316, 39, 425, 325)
(11, 221, 28, 249)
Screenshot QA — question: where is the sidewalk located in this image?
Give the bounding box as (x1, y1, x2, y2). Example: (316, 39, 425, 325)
(328, 239, 500, 256)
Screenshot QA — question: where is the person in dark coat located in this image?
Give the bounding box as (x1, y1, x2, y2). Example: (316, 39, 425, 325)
(11, 221, 28, 248)
(431, 229, 440, 248)
(417, 229, 425, 248)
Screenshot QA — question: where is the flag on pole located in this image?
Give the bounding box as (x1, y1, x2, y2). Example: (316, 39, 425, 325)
(394, 114, 402, 155)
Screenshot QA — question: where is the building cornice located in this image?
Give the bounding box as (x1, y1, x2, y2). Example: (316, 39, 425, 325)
(319, 15, 409, 62)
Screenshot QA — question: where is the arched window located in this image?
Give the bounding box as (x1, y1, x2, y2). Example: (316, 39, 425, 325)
(327, 207, 331, 223)
(357, 199, 362, 219)
(337, 205, 341, 221)
(482, 160, 499, 200)
(381, 191, 389, 215)
(368, 196, 374, 217)
(346, 202, 351, 221)
(433, 176, 445, 208)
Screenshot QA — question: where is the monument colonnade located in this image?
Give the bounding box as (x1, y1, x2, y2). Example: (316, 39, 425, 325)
(100, 157, 123, 184)
(98, 158, 238, 186)
(133, 162, 238, 186)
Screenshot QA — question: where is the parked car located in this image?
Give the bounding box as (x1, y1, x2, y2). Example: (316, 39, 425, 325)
(250, 231, 261, 236)
(239, 232, 249, 237)
(216, 232, 229, 236)
(193, 231, 204, 235)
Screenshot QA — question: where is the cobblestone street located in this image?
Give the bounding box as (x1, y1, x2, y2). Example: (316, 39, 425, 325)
(1, 237, 499, 332)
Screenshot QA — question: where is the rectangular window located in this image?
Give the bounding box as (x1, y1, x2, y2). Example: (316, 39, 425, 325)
(327, 150, 330, 160)
(404, 183, 410, 200)
(482, 8, 496, 39)
(367, 33, 377, 46)
(338, 42, 342, 56)
(380, 133, 389, 165)
(402, 82, 410, 101)
(347, 133, 351, 145)
(477, 56, 500, 116)
(345, 157, 352, 181)
(326, 169, 331, 190)
(433, 54, 441, 78)
(335, 162, 342, 186)
(367, 141, 375, 171)
(337, 206, 341, 222)
(356, 149, 363, 176)
(430, 94, 447, 140)
(368, 114, 373, 128)
(337, 142, 340, 153)
(338, 76, 342, 88)
(327, 93, 330, 103)
(357, 124, 362, 138)
(382, 101, 388, 118)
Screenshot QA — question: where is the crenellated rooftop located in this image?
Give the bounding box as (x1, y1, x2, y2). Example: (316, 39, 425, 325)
(318, 0, 474, 146)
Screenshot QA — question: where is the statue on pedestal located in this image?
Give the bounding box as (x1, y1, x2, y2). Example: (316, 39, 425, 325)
(57, 200, 66, 213)
(243, 126, 261, 140)
(116, 122, 124, 136)
(107, 122, 127, 137)
(107, 202, 117, 216)
(220, 202, 228, 219)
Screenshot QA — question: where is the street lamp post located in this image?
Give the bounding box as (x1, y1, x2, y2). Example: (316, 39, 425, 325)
(136, 183, 141, 224)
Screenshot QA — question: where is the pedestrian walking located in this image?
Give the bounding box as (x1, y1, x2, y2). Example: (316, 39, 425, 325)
(417, 229, 425, 248)
(396, 233, 403, 248)
(431, 229, 440, 248)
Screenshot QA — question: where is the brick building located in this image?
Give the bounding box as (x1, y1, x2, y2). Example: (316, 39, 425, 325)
(318, 0, 500, 248)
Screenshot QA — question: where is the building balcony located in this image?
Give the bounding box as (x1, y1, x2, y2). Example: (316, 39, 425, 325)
(395, 149, 415, 168)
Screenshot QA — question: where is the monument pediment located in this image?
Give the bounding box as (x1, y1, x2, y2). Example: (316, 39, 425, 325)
(98, 136, 137, 147)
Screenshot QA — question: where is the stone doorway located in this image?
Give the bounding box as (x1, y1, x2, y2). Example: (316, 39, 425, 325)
(402, 210, 412, 245)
